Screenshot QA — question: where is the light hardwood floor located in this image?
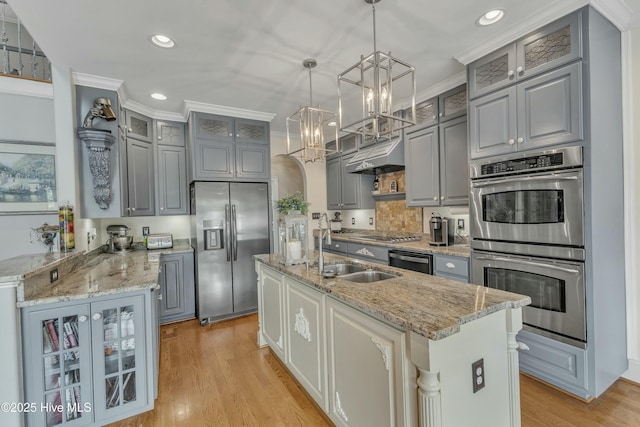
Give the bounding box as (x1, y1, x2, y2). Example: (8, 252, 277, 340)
(107, 314, 640, 427)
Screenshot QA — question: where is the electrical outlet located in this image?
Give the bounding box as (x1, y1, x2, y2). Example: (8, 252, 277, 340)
(352, 217, 355, 225)
(472, 358, 485, 393)
(142, 226, 150, 236)
(369, 217, 374, 225)
(50, 268, 59, 284)
(312, 212, 321, 220)
(457, 219, 465, 230)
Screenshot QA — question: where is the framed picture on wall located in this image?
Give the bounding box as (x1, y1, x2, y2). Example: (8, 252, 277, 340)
(0, 141, 57, 214)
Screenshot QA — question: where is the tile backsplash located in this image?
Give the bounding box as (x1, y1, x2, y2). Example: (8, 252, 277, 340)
(375, 171, 423, 233)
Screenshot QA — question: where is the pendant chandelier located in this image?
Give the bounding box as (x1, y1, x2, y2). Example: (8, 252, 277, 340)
(286, 59, 339, 163)
(337, 0, 416, 142)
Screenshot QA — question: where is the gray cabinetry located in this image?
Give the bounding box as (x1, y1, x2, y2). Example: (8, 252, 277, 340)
(155, 120, 188, 216)
(21, 292, 153, 427)
(189, 112, 270, 182)
(405, 126, 439, 207)
(346, 242, 389, 264)
(405, 116, 468, 207)
(124, 137, 155, 216)
(468, 11, 583, 99)
(326, 153, 375, 210)
(433, 254, 469, 283)
(438, 85, 467, 122)
(469, 62, 583, 159)
(159, 253, 195, 324)
(124, 110, 153, 143)
(259, 265, 286, 360)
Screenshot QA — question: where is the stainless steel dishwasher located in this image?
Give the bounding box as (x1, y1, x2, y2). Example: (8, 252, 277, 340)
(388, 250, 433, 275)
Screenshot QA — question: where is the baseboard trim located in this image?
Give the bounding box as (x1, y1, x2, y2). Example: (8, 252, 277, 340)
(622, 359, 640, 384)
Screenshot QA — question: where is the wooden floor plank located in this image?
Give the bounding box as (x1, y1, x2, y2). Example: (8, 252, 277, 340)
(106, 314, 640, 427)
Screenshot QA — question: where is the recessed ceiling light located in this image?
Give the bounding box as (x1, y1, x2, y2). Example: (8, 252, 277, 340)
(150, 93, 167, 100)
(477, 9, 505, 26)
(150, 34, 175, 48)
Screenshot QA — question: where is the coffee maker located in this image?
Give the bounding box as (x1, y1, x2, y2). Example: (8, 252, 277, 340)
(429, 213, 454, 246)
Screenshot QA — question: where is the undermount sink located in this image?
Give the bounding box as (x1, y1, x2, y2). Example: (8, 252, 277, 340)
(339, 270, 399, 283)
(323, 263, 367, 275)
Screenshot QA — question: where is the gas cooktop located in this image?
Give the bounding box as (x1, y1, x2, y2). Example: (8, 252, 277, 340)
(349, 234, 422, 243)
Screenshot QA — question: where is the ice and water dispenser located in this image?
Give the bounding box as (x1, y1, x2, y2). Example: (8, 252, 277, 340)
(203, 219, 224, 250)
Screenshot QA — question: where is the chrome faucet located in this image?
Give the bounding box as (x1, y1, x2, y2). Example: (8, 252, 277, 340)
(318, 213, 331, 273)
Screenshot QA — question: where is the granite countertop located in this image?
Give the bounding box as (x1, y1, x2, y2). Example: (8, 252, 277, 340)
(10, 241, 193, 308)
(319, 230, 471, 257)
(255, 251, 530, 341)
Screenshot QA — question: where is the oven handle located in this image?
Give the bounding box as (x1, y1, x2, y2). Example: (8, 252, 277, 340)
(471, 174, 579, 188)
(473, 255, 580, 274)
(389, 252, 431, 264)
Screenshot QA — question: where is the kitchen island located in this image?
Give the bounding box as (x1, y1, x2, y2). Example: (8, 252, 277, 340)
(255, 252, 530, 427)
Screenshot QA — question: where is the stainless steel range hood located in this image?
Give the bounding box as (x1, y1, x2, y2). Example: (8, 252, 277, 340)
(344, 136, 404, 175)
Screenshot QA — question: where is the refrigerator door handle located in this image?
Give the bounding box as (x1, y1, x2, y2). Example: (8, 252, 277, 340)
(232, 204, 238, 261)
(225, 204, 231, 262)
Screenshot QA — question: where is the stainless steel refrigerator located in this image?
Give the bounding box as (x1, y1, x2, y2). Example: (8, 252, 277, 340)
(190, 181, 271, 325)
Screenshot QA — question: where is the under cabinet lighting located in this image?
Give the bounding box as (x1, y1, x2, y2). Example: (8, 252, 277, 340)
(477, 9, 505, 26)
(150, 93, 167, 100)
(150, 34, 175, 48)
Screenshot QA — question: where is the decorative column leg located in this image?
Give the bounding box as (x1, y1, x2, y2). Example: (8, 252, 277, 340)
(506, 308, 523, 427)
(416, 368, 442, 427)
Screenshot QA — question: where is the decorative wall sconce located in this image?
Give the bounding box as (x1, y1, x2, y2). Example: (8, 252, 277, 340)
(78, 97, 117, 210)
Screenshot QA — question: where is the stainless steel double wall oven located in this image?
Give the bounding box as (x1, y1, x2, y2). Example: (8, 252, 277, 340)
(470, 146, 586, 347)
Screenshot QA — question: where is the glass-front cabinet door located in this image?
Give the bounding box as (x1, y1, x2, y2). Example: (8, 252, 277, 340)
(24, 304, 93, 427)
(91, 295, 147, 421)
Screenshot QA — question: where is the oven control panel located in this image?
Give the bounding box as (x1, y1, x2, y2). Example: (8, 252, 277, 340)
(480, 153, 564, 176)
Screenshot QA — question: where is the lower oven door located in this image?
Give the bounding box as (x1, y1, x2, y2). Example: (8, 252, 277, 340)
(471, 250, 586, 346)
(470, 169, 584, 247)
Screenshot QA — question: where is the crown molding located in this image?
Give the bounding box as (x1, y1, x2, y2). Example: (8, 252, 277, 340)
(414, 71, 467, 103)
(72, 72, 123, 91)
(183, 100, 276, 122)
(454, 0, 588, 65)
(122, 98, 185, 122)
(0, 76, 53, 98)
(591, 0, 637, 30)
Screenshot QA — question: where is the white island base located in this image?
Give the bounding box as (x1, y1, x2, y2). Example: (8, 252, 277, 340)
(255, 257, 526, 427)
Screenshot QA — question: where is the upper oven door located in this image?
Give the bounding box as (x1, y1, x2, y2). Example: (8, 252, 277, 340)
(470, 169, 583, 247)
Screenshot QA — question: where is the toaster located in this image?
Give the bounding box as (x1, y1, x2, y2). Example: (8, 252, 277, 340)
(146, 233, 173, 250)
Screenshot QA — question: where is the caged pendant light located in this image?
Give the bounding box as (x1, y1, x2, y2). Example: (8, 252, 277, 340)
(337, 0, 416, 142)
(286, 59, 339, 163)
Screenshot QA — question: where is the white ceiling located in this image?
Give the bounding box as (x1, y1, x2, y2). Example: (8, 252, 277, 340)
(5, 0, 640, 134)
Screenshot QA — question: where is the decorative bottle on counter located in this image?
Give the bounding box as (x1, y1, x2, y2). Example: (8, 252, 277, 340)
(59, 202, 75, 252)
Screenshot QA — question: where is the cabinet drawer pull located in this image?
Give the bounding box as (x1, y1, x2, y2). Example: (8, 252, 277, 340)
(517, 342, 530, 351)
(445, 262, 456, 269)
(158, 294, 163, 300)
(78, 315, 88, 323)
(92, 313, 102, 320)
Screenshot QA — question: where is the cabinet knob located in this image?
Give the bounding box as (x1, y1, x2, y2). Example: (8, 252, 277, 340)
(507, 139, 515, 145)
(158, 136, 162, 140)
(439, 113, 443, 117)
(92, 313, 102, 321)
(433, 197, 437, 201)
(78, 315, 88, 323)
(160, 207, 164, 211)
(516, 66, 524, 75)
(229, 133, 233, 137)
(335, 244, 340, 248)
(517, 137, 524, 144)
(517, 342, 530, 351)
(236, 134, 240, 138)
(131, 207, 136, 212)
(432, 115, 437, 120)
(508, 70, 515, 78)
(445, 262, 456, 269)
(440, 196, 444, 200)
(128, 128, 133, 133)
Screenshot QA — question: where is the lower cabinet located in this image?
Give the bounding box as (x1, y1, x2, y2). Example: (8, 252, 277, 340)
(285, 277, 327, 410)
(433, 254, 469, 283)
(158, 253, 195, 324)
(326, 297, 411, 427)
(21, 291, 155, 427)
(259, 265, 286, 360)
(257, 264, 412, 427)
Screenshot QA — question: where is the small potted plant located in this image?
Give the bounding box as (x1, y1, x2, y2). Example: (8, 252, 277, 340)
(276, 192, 310, 265)
(275, 192, 310, 216)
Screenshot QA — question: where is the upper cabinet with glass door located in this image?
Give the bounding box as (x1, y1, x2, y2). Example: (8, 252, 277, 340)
(468, 11, 583, 99)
